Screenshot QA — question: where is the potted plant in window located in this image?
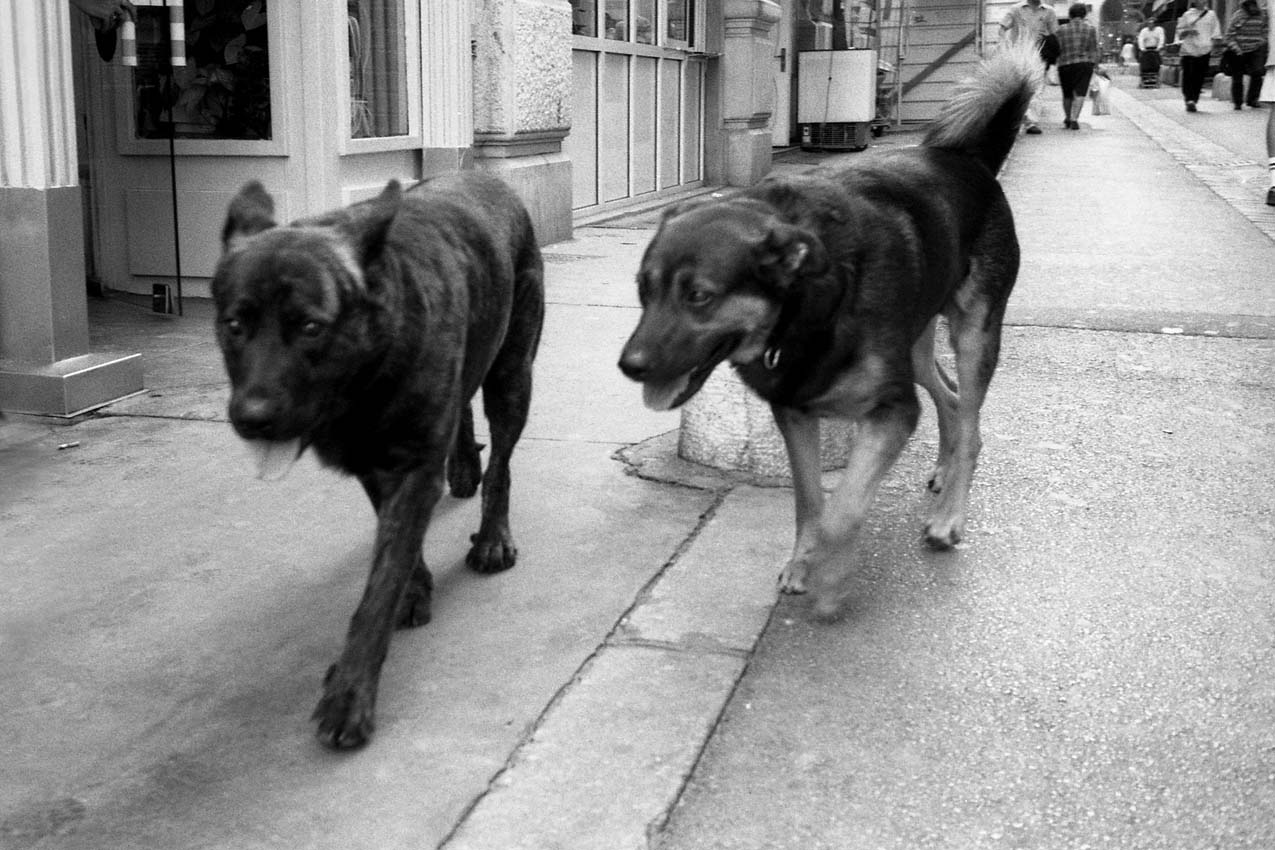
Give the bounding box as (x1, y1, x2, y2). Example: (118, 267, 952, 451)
(166, 0, 271, 140)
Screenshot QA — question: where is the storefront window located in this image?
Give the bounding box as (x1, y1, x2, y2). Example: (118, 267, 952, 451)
(572, 0, 597, 36)
(666, 0, 691, 44)
(347, 0, 409, 139)
(571, 0, 694, 46)
(133, 0, 271, 141)
(604, 0, 628, 39)
(630, 0, 654, 42)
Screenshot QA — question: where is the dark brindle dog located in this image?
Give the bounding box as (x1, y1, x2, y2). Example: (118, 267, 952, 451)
(619, 46, 1041, 617)
(212, 172, 543, 748)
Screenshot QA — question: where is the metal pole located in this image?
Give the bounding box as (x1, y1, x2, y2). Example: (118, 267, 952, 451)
(165, 0, 182, 316)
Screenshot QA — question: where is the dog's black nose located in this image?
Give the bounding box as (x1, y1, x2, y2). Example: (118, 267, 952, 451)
(230, 395, 281, 439)
(618, 348, 652, 381)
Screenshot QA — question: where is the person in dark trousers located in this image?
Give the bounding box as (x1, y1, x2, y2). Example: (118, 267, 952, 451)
(1056, 3, 1100, 130)
(1174, 0, 1222, 112)
(1138, 16, 1166, 86)
(1262, 9, 1275, 204)
(1226, 0, 1269, 108)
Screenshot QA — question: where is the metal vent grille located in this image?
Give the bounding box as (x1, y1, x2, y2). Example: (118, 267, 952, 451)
(800, 122, 870, 152)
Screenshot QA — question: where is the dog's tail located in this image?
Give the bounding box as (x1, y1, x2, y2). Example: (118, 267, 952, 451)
(921, 39, 1044, 175)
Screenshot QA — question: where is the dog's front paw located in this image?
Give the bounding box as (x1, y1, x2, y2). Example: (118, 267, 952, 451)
(922, 520, 962, 550)
(777, 559, 809, 594)
(807, 566, 854, 622)
(313, 666, 376, 750)
(467, 532, 517, 574)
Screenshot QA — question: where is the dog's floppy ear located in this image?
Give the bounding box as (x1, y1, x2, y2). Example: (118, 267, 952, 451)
(761, 221, 828, 279)
(221, 180, 277, 253)
(340, 179, 404, 265)
(375, 178, 404, 206)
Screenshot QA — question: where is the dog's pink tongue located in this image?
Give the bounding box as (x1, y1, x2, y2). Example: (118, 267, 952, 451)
(248, 438, 303, 482)
(642, 374, 690, 412)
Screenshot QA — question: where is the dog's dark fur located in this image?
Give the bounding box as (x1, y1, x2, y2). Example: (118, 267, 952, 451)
(619, 46, 1042, 617)
(212, 172, 543, 748)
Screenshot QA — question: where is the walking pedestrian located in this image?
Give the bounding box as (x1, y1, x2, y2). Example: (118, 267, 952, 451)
(1120, 38, 1136, 71)
(1000, 0, 1059, 134)
(1138, 16, 1166, 86)
(1225, 0, 1269, 108)
(1262, 6, 1275, 204)
(1057, 3, 1100, 130)
(1174, 0, 1222, 112)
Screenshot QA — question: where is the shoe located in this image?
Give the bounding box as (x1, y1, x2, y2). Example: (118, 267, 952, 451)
(1267, 187, 1275, 207)
(1235, 104, 1244, 110)
(1248, 102, 1266, 108)
(1186, 101, 1197, 112)
(1067, 121, 1079, 130)
(1025, 124, 1042, 135)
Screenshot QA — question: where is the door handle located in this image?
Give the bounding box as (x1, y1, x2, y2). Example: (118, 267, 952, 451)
(776, 46, 786, 72)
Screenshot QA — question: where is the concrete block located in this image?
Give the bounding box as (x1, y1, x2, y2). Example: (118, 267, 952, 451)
(441, 646, 747, 850)
(617, 485, 789, 652)
(0, 352, 144, 416)
(678, 365, 852, 478)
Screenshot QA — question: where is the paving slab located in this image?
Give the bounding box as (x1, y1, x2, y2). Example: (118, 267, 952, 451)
(0, 416, 717, 850)
(443, 486, 792, 850)
(656, 326, 1275, 850)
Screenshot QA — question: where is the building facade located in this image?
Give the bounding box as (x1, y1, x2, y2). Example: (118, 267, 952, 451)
(4, 0, 994, 416)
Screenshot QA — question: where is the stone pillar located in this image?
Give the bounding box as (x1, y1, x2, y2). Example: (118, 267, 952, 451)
(422, 1, 474, 173)
(0, 2, 141, 416)
(470, 0, 573, 244)
(719, 0, 781, 187)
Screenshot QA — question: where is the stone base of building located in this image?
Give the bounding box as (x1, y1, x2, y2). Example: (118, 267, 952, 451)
(474, 133, 573, 245)
(0, 352, 144, 417)
(678, 365, 852, 478)
(721, 126, 775, 187)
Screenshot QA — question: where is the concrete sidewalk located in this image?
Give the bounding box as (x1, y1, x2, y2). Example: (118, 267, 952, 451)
(2, 75, 1273, 850)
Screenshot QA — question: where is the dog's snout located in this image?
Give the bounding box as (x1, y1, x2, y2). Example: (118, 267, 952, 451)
(230, 394, 281, 438)
(618, 346, 653, 381)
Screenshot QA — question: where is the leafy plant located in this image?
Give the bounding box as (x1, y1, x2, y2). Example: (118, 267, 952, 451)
(167, 0, 271, 139)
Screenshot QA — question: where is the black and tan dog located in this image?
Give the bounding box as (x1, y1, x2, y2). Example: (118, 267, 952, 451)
(212, 172, 544, 748)
(619, 45, 1041, 617)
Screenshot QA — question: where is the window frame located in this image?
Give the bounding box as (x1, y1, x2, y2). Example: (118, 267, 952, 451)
(339, 0, 423, 155)
(571, 0, 701, 50)
(113, 0, 288, 157)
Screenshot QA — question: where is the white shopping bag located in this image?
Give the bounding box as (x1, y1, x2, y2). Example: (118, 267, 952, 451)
(1090, 74, 1111, 116)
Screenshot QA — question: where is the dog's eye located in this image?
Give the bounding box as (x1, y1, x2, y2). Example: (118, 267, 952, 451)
(299, 320, 325, 338)
(222, 317, 245, 336)
(685, 288, 715, 306)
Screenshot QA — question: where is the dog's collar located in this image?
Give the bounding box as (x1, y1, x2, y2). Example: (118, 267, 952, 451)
(759, 270, 846, 373)
(760, 288, 803, 371)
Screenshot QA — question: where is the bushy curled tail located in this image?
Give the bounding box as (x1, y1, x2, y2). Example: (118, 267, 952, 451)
(921, 39, 1044, 175)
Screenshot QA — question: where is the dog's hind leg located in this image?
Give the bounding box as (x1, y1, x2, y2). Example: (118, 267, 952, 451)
(807, 393, 919, 618)
(447, 403, 483, 499)
(911, 316, 959, 495)
(318, 466, 445, 749)
(773, 406, 824, 594)
(923, 250, 1014, 549)
(467, 272, 544, 575)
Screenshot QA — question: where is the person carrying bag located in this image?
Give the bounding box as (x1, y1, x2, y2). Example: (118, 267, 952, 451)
(1175, 0, 1222, 112)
